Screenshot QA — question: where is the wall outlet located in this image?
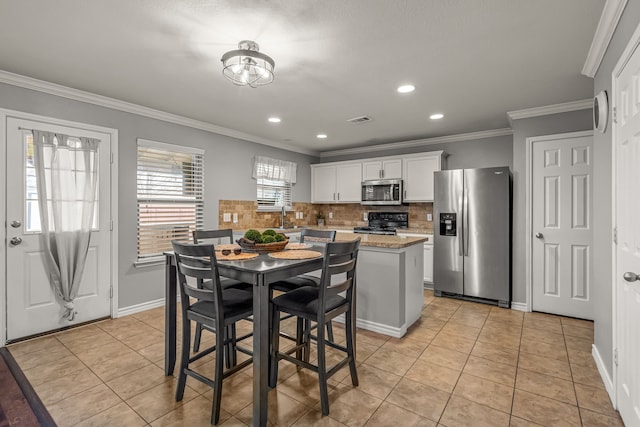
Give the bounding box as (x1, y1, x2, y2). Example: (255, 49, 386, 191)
(223, 213, 231, 222)
(328, 212, 333, 219)
(427, 213, 433, 221)
(299, 212, 303, 219)
(232, 213, 238, 223)
(363, 212, 368, 221)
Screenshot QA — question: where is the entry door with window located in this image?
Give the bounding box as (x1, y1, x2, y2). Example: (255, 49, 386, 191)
(531, 131, 594, 319)
(614, 35, 640, 427)
(5, 117, 112, 341)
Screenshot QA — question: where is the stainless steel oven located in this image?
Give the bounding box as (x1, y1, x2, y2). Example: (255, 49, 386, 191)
(361, 179, 403, 205)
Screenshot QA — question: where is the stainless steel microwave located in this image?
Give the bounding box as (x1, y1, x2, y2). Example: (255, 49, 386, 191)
(361, 179, 403, 205)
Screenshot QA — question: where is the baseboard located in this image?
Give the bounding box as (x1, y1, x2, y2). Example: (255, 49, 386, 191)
(118, 298, 165, 317)
(592, 344, 616, 406)
(510, 301, 528, 312)
(332, 315, 407, 338)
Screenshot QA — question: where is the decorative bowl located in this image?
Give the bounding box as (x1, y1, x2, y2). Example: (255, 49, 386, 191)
(236, 234, 289, 253)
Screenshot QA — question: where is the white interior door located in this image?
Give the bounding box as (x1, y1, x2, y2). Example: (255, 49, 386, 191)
(614, 37, 640, 427)
(5, 117, 112, 341)
(531, 132, 594, 319)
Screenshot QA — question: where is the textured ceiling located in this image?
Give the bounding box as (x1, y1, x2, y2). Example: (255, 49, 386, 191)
(0, 0, 604, 154)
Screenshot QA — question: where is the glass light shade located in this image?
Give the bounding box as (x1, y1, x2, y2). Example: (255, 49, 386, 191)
(221, 40, 275, 88)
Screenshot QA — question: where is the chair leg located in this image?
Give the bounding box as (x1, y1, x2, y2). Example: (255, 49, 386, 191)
(193, 322, 203, 352)
(269, 306, 281, 388)
(176, 319, 191, 401)
(224, 325, 237, 369)
(303, 318, 312, 363)
(295, 317, 304, 361)
(346, 308, 359, 387)
(211, 325, 225, 425)
(316, 320, 330, 416)
(326, 320, 334, 342)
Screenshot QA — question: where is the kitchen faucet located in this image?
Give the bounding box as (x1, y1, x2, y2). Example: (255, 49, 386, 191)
(280, 205, 286, 229)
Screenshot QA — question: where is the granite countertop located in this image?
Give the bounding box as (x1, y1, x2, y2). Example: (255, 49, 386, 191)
(334, 232, 429, 249)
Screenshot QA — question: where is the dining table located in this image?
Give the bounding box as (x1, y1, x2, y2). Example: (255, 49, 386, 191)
(164, 249, 324, 427)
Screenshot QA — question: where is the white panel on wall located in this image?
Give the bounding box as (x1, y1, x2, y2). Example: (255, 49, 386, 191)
(544, 243, 559, 296)
(25, 251, 54, 307)
(572, 174, 590, 229)
(545, 176, 560, 228)
(571, 245, 589, 300)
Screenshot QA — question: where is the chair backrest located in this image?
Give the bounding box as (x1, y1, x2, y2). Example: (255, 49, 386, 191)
(317, 239, 360, 314)
(300, 228, 336, 243)
(171, 240, 223, 319)
(193, 229, 234, 245)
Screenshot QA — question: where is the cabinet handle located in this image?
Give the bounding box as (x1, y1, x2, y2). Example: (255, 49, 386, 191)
(333, 192, 336, 201)
(381, 169, 384, 178)
(404, 189, 407, 199)
(337, 192, 340, 201)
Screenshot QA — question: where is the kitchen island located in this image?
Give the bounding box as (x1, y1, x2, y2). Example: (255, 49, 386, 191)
(334, 232, 428, 338)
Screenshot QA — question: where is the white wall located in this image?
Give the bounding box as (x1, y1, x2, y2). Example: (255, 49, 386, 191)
(0, 82, 318, 310)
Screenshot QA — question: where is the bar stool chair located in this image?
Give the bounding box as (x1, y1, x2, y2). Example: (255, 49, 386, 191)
(270, 229, 337, 355)
(172, 240, 253, 425)
(269, 239, 360, 416)
(192, 229, 253, 355)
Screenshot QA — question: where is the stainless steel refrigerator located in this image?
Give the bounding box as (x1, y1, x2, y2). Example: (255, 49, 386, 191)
(433, 167, 511, 307)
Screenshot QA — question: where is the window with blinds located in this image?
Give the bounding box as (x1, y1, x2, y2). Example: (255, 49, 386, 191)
(136, 139, 204, 263)
(254, 159, 293, 210)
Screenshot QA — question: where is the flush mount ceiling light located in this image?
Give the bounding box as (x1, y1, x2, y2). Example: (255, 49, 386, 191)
(430, 113, 444, 120)
(221, 40, 275, 88)
(268, 117, 281, 123)
(397, 84, 415, 93)
(317, 134, 328, 139)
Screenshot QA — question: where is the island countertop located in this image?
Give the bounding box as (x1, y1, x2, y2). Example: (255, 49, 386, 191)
(333, 232, 428, 249)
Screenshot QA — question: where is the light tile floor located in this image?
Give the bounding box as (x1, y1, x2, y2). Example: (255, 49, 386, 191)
(8, 290, 624, 426)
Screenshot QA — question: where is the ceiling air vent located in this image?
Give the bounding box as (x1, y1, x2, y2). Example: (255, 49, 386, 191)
(346, 115, 374, 124)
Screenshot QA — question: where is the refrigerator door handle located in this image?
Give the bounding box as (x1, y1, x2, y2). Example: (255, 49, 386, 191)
(459, 195, 464, 256)
(464, 191, 470, 256)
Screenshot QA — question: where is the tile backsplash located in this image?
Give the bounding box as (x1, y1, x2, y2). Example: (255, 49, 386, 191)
(219, 200, 434, 232)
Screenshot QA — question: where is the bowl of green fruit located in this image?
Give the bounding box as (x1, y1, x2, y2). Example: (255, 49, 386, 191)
(236, 229, 289, 253)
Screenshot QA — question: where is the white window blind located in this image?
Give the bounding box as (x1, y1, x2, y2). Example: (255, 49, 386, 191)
(253, 156, 296, 211)
(136, 139, 204, 263)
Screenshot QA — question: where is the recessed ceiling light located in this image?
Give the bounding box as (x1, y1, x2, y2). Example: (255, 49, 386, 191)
(268, 117, 281, 123)
(317, 134, 328, 139)
(397, 84, 415, 93)
(430, 113, 444, 120)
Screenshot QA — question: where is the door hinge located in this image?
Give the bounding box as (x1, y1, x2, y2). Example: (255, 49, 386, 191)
(110, 286, 113, 299)
(613, 227, 617, 244)
(614, 348, 618, 366)
(613, 107, 617, 124)
(110, 220, 113, 231)
(110, 152, 114, 164)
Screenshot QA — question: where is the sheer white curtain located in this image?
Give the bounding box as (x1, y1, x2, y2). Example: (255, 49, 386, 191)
(32, 130, 100, 321)
(252, 156, 297, 183)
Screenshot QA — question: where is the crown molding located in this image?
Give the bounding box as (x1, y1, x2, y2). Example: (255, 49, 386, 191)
(319, 128, 513, 159)
(582, 0, 628, 78)
(507, 99, 593, 123)
(0, 70, 318, 156)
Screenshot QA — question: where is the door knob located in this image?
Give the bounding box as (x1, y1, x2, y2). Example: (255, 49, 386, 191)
(10, 236, 22, 245)
(11, 220, 21, 228)
(535, 232, 543, 239)
(623, 272, 640, 282)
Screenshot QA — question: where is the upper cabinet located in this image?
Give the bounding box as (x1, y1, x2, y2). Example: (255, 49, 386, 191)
(311, 162, 362, 203)
(362, 158, 402, 180)
(403, 152, 444, 202)
(311, 151, 444, 204)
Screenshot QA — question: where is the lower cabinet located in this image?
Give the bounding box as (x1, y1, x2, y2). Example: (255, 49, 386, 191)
(423, 242, 433, 285)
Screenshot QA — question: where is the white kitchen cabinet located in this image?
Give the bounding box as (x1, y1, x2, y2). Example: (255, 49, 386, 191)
(402, 152, 444, 202)
(311, 162, 362, 203)
(362, 158, 402, 180)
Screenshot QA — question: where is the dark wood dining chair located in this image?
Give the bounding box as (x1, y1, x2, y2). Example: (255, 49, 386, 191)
(192, 229, 253, 355)
(172, 240, 253, 425)
(270, 229, 337, 351)
(269, 239, 360, 416)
